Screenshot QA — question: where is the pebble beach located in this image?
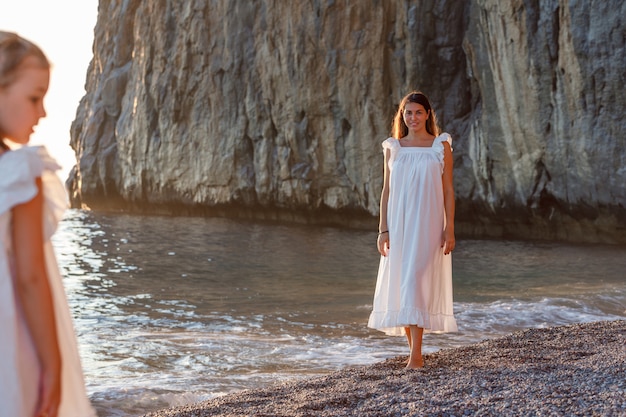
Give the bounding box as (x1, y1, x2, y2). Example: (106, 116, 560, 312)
(144, 320, 625, 416)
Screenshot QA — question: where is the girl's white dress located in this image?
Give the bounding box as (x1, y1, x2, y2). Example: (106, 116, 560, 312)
(0, 146, 96, 416)
(368, 134, 458, 336)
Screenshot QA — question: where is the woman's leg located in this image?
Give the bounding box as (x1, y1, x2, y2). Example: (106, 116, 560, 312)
(404, 326, 412, 350)
(406, 325, 424, 369)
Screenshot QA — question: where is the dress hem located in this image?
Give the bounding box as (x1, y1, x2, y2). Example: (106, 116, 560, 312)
(367, 308, 458, 336)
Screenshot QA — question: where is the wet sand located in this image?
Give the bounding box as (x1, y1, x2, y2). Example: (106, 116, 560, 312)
(144, 320, 625, 416)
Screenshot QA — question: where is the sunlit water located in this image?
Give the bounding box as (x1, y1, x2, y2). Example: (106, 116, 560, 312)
(51, 209, 626, 416)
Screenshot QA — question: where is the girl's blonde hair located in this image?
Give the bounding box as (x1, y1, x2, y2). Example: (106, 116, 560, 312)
(391, 91, 440, 139)
(0, 31, 49, 87)
(0, 31, 49, 149)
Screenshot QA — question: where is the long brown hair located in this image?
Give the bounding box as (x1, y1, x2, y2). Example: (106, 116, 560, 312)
(0, 31, 49, 150)
(391, 91, 439, 139)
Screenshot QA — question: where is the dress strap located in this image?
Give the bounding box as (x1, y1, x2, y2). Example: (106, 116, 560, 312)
(0, 146, 66, 238)
(381, 137, 401, 165)
(433, 133, 453, 173)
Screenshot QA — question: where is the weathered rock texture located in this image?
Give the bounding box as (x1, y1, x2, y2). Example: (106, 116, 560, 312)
(68, 0, 626, 243)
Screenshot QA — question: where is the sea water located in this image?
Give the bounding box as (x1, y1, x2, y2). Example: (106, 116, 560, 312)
(51, 210, 626, 416)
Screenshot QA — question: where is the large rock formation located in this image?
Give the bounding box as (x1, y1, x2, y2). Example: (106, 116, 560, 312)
(68, 0, 626, 244)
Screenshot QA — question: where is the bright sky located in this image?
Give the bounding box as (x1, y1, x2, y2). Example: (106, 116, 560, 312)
(1, 0, 99, 180)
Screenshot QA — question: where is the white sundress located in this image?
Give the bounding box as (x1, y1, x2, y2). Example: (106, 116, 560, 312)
(0, 146, 96, 416)
(368, 133, 458, 336)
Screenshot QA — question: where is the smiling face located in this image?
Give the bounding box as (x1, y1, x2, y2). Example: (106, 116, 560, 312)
(0, 56, 49, 145)
(402, 102, 429, 133)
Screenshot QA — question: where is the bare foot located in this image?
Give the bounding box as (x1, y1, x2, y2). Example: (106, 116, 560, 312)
(405, 358, 424, 369)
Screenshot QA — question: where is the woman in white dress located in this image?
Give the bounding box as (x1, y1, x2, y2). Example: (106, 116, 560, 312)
(0, 32, 96, 416)
(368, 91, 458, 369)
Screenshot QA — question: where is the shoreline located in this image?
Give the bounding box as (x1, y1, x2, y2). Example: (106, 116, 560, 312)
(144, 320, 625, 416)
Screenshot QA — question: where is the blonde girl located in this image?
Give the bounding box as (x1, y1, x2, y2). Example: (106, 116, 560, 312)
(0, 31, 95, 417)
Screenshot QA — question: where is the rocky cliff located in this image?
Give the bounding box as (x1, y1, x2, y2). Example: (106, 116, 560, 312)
(68, 0, 626, 244)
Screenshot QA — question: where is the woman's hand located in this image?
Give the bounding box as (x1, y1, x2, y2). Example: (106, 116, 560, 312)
(377, 232, 390, 256)
(442, 227, 455, 255)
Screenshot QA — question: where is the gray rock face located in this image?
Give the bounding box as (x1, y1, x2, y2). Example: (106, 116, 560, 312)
(68, 0, 626, 243)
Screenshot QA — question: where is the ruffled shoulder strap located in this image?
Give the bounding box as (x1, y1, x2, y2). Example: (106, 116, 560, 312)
(0, 146, 66, 238)
(434, 132, 452, 149)
(381, 137, 401, 165)
(0, 147, 41, 216)
(432, 132, 453, 173)
(381, 137, 401, 151)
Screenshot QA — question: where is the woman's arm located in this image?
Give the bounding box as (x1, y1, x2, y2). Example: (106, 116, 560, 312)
(12, 178, 62, 417)
(377, 149, 391, 256)
(441, 142, 456, 255)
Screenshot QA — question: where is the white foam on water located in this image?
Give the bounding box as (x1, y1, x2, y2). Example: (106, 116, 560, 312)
(51, 210, 626, 416)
